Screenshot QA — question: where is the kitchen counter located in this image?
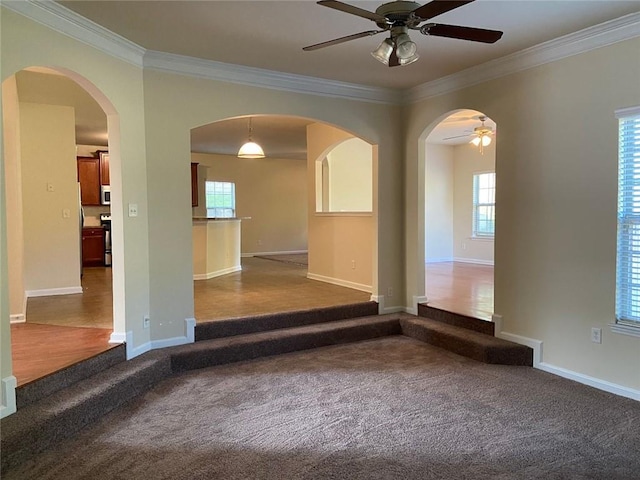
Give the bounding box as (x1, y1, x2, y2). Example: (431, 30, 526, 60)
(192, 218, 241, 280)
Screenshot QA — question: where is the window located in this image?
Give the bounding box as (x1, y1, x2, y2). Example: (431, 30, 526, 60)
(472, 172, 495, 237)
(616, 108, 640, 327)
(205, 181, 236, 218)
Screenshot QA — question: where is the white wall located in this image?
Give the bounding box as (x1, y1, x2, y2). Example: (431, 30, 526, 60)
(452, 141, 495, 264)
(406, 37, 640, 393)
(192, 152, 307, 255)
(20, 102, 81, 294)
(425, 143, 454, 262)
(307, 123, 375, 293)
(325, 137, 373, 212)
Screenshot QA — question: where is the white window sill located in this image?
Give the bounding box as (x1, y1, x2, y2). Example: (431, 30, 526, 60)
(469, 236, 494, 242)
(315, 212, 372, 217)
(609, 322, 640, 338)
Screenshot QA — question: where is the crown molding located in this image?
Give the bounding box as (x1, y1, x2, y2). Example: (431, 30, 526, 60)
(1, 0, 145, 67)
(143, 50, 402, 105)
(404, 12, 640, 104)
(4, 1, 640, 106)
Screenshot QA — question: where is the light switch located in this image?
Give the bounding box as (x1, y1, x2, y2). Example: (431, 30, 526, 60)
(47, 183, 54, 192)
(128, 203, 138, 217)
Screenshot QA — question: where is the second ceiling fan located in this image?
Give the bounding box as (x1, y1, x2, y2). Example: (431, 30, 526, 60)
(303, 0, 503, 67)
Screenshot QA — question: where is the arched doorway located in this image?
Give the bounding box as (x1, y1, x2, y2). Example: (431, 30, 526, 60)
(188, 115, 376, 321)
(2, 66, 122, 388)
(422, 109, 496, 320)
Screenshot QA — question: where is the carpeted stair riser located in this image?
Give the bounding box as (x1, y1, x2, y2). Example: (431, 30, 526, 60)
(418, 304, 494, 335)
(401, 317, 533, 366)
(16, 344, 127, 409)
(195, 301, 379, 341)
(173, 315, 402, 372)
(1, 354, 171, 474)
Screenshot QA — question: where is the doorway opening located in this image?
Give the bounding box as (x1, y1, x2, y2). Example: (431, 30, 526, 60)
(189, 116, 375, 322)
(3, 67, 120, 386)
(423, 109, 496, 320)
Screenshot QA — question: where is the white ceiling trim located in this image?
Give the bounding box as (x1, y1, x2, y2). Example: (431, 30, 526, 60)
(4, 2, 640, 107)
(2, 0, 145, 67)
(404, 12, 640, 104)
(143, 50, 402, 105)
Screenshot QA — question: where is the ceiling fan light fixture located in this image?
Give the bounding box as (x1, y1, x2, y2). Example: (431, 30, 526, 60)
(399, 52, 419, 66)
(395, 33, 417, 59)
(237, 117, 265, 159)
(371, 38, 394, 65)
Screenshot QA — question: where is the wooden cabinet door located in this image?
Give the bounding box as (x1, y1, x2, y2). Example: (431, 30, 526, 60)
(82, 227, 105, 267)
(191, 162, 199, 207)
(100, 153, 110, 185)
(77, 157, 101, 206)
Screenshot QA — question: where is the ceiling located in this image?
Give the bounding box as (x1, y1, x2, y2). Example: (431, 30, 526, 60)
(58, 0, 640, 90)
(17, 1, 640, 156)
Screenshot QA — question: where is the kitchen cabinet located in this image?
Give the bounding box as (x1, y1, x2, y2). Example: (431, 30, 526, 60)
(82, 227, 105, 267)
(77, 157, 101, 206)
(99, 152, 110, 185)
(191, 162, 199, 207)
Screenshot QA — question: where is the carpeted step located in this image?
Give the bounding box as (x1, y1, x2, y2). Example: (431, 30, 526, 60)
(418, 303, 494, 335)
(195, 301, 379, 341)
(0, 352, 171, 474)
(172, 314, 403, 372)
(400, 317, 533, 366)
(16, 343, 127, 409)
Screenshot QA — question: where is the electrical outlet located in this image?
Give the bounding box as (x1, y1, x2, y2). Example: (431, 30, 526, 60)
(128, 203, 138, 217)
(388, 287, 393, 297)
(591, 327, 602, 344)
(143, 315, 150, 329)
(257, 239, 262, 246)
(351, 260, 356, 270)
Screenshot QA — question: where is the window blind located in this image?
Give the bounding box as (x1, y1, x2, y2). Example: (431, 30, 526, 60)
(616, 111, 640, 325)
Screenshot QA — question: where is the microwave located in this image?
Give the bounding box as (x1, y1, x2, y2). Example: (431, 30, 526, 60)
(101, 185, 111, 205)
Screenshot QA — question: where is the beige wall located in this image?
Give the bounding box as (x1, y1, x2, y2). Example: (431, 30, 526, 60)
(192, 219, 241, 279)
(325, 137, 373, 212)
(2, 77, 24, 320)
(406, 37, 640, 391)
(307, 123, 374, 293)
(425, 143, 454, 262)
(192, 152, 307, 255)
(20, 102, 81, 293)
(452, 141, 495, 264)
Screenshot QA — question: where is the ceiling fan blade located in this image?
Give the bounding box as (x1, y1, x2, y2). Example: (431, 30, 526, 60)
(422, 24, 503, 43)
(303, 30, 383, 51)
(317, 0, 388, 24)
(412, 0, 476, 21)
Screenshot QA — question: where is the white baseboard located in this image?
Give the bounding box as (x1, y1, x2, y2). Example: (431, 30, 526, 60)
(492, 314, 639, 401)
(407, 295, 429, 315)
(242, 249, 308, 258)
(307, 272, 371, 293)
(426, 257, 453, 263)
(193, 265, 241, 280)
(109, 331, 127, 344)
(452, 257, 494, 266)
(1, 376, 17, 419)
(26, 286, 83, 297)
(10, 314, 25, 324)
(125, 317, 196, 360)
(370, 294, 406, 314)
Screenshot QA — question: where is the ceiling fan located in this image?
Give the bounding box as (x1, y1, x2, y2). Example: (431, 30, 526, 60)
(443, 115, 495, 153)
(303, 0, 503, 67)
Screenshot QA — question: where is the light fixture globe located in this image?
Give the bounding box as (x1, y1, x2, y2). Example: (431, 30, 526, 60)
(399, 52, 419, 66)
(237, 141, 265, 159)
(395, 33, 416, 59)
(371, 38, 394, 65)
(237, 117, 265, 159)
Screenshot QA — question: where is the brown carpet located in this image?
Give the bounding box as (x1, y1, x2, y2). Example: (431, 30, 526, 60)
(5, 336, 640, 479)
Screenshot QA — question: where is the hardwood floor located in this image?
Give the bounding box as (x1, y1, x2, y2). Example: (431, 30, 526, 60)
(425, 261, 494, 320)
(11, 258, 494, 387)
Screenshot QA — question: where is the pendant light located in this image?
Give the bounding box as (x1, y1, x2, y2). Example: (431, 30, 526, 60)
(237, 117, 265, 159)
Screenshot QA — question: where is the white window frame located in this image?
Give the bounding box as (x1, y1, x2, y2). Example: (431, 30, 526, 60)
(614, 106, 640, 337)
(472, 171, 496, 238)
(205, 181, 236, 218)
